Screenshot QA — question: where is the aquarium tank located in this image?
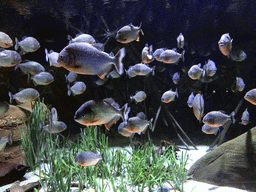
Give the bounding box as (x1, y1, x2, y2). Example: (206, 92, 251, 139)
(0, 0, 256, 191)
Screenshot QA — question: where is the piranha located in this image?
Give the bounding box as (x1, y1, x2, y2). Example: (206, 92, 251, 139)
(122, 112, 153, 134)
(159, 49, 185, 64)
(15, 36, 40, 55)
(172, 72, 180, 84)
(67, 81, 86, 96)
(187, 92, 195, 108)
(0, 132, 12, 151)
(240, 108, 249, 126)
(229, 49, 247, 62)
(57, 43, 125, 79)
(126, 63, 155, 78)
(177, 33, 185, 49)
(9, 88, 40, 104)
(153, 48, 166, 62)
(39, 108, 67, 133)
(218, 33, 233, 57)
(193, 93, 204, 123)
(202, 124, 219, 135)
(231, 77, 245, 92)
(0, 32, 13, 48)
(68, 34, 96, 45)
(188, 63, 204, 80)
(141, 44, 154, 63)
(31, 72, 54, 86)
(244, 88, 256, 105)
(203, 59, 217, 77)
(161, 88, 178, 103)
(74, 98, 130, 130)
(75, 151, 102, 166)
(202, 111, 235, 127)
(0, 49, 21, 67)
(45, 48, 61, 67)
(116, 23, 144, 44)
(130, 91, 147, 103)
(118, 122, 135, 138)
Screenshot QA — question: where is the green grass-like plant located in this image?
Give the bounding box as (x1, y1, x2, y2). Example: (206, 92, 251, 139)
(20, 99, 188, 192)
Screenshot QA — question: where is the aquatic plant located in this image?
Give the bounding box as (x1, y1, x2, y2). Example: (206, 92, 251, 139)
(20, 99, 188, 192)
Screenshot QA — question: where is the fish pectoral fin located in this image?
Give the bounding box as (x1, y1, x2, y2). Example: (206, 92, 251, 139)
(98, 71, 108, 79)
(104, 116, 120, 130)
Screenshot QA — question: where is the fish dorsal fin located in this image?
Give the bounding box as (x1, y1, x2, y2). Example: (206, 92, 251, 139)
(21, 36, 28, 40)
(136, 112, 146, 119)
(103, 98, 119, 109)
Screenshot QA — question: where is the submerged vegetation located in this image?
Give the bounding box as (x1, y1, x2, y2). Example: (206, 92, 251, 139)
(20, 98, 188, 192)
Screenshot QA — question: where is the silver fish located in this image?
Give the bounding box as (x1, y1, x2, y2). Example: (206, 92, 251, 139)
(116, 23, 144, 44)
(177, 33, 185, 49)
(240, 108, 249, 125)
(31, 72, 54, 86)
(0, 49, 21, 67)
(159, 49, 185, 64)
(9, 88, 40, 104)
(75, 151, 102, 166)
(244, 88, 256, 105)
(161, 88, 178, 103)
(141, 44, 154, 63)
(153, 48, 165, 62)
(67, 81, 86, 96)
(0, 101, 10, 116)
(39, 121, 67, 133)
(203, 59, 217, 77)
(218, 33, 232, 57)
(57, 43, 125, 79)
(65, 71, 78, 84)
(187, 92, 194, 108)
(231, 77, 245, 92)
(202, 111, 235, 127)
(118, 122, 135, 138)
(218, 33, 233, 56)
(0, 32, 13, 48)
(229, 49, 247, 62)
(15, 36, 40, 55)
(68, 34, 96, 44)
(130, 91, 147, 103)
(188, 63, 204, 80)
(202, 124, 219, 135)
(0, 132, 12, 151)
(193, 93, 204, 122)
(14, 61, 45, 80)
(172, 72, 180, 84)
(45, 48, 61, 67)
(74, 98, 130, 130)
(122, 112, 153, 134)
(127, 63, 155, 78)
(125, 67, 137, 78)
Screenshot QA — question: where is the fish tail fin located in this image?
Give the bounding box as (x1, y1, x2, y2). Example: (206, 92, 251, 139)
(27, 73, 30, 83)
(39, 123, 44, 130)
(7, 132, 12, 145)
(67, 84, 71, 96)
(175, 88, 179, 98)
(101, 152, 107, 163)
(181, 50, 185, 62)
(14, 37, 19, 50)
(45, 48, 49, 62)
(231, 111, 236, 124)
(120, 103, 130, 122)
(149, 118, 153, 131)
(32, 78, 37, 86)
(130, 95, 133, 101)
(8, 92, 14, 104)
(14, 64, 19, 71)
(139, 22, 144, 35)
(114, 47, 125, 75)
(151, 66, 156, 76)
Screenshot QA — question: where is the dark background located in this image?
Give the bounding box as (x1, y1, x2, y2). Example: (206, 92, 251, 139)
(0, 0, 255, 146)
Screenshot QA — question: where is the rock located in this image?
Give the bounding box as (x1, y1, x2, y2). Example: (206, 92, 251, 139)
(187, 127, 256, 191)
(0, 161, 30, 186)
